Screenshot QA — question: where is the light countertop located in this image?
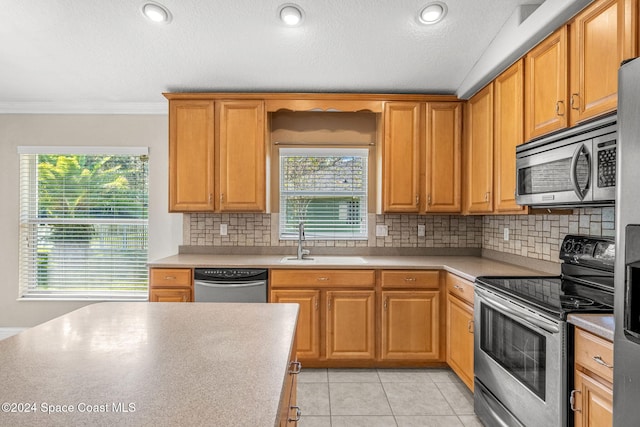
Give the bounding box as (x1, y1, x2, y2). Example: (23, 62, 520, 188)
(0, 302, 298, 427)
(568, 313, 615, 341)
(149, 254, 553, 282)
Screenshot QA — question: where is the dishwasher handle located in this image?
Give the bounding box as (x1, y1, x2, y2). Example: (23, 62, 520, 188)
(194, 280, 266, 289)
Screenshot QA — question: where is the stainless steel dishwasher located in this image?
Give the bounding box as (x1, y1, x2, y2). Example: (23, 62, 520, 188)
(193, 268, 268, 303)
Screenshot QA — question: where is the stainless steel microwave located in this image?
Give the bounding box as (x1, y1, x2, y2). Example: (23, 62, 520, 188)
(516, 115, 617, 207)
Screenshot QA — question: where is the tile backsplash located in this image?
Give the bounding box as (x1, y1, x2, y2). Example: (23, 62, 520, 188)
(185, 213, 483, 248)
(184, 207, 614, 263)
(483, 207, 615, 263)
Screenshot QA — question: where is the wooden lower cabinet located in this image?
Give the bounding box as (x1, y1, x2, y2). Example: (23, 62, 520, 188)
(381, 290, 440, 360)
(446, 293, 474, 390)
(572, 327, 614, 427)
(278, 338, 300, 426)
(573, 370, 613, 427)
(149, 268, 193, 302)
(326, 290, 376, 360)
(149, 288, 191, 302)
(270, 290, 321, 360)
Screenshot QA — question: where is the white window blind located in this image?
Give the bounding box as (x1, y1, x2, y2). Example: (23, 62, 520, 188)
(279, 148, 368, 240)
(18, 148, 149, 300)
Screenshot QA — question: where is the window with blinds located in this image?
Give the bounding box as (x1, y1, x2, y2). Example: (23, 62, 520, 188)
(18, 147, 149, 300)
(279, 148, 368, 240)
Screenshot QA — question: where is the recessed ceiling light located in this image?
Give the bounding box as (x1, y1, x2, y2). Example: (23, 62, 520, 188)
(278, 4, 304, 26)
(142, 2, 172, 24)
(419, 2, 447, 25)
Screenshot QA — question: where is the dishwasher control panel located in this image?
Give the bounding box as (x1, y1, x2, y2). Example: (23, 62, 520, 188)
(194, 268, 268, 281)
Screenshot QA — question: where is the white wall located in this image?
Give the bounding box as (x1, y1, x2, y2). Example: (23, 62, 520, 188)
(0, 114, 182, 327)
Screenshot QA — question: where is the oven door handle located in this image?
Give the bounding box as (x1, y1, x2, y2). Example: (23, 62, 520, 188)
(475, 287, 560, 334)
(194, 280, 266, 289)
(570, 143, 590, 200)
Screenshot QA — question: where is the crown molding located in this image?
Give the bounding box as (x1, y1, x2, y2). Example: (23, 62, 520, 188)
(0, 101, 167, 115)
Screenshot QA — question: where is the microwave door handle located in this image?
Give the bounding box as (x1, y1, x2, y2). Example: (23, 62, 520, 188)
(570, 144, 588, 200)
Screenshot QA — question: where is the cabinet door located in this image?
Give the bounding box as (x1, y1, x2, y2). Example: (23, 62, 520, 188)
(271, 290, 321, 361)
(169, 100, 215, 212)
(383, 102, 421, 212)
(465, 83, 494, 214)
(446, 294, 474, 391)
(525, 27, 568, 140)
(218, 100, 266, 212)
(569, 0, 636, 125)
(425, 102, 462, 213)
(494, 60, 527, 213)
(573, 370, 613, 427)
(149, 288, 191, 302)
(381, 291, 440, 361)
(325, 290, 375, 360)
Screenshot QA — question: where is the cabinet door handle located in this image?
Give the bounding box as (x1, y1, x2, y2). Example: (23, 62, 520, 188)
(570, 93, 580, 110)
(383, 297, 388, 310)
(288, 406, 302, 422)
(467, 320, 474, 333)
(220, 193, 224, 203)
(416, 195, 419, 206)
(556, 100, 565, 116)
(314, 296, 318, 310)
(208, 193, 213, 203)
(593, 355, 613, 369)
(327, 298, 331, 310)
(570, 390, 581, 412)
(427, 194, 432, 206)
(289, 361, 302, 375)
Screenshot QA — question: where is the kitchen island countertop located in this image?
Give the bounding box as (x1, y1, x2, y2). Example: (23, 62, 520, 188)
(149, 254, 553, 282)
(0, 302, 298, 427)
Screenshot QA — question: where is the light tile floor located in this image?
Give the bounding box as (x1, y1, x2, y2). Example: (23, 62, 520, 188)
(297, 368, 484, 427)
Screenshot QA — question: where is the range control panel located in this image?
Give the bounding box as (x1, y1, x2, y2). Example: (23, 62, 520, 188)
(560, 235, 615, 269)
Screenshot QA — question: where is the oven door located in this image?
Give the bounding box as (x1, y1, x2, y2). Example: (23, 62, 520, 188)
(516, 139, 592, 206)
(474, 285, 566, 427)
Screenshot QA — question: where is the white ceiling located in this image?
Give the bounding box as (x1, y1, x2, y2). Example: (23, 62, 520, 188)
(0, 0, 589, 113)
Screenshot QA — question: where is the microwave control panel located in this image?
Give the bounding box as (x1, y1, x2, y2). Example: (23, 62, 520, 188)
(597, 139, 616, 188)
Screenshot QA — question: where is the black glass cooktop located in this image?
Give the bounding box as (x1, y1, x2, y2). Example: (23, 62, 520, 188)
(475, 275, 614, 320)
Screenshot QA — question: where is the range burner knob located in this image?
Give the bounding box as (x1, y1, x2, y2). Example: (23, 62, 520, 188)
(563, 239, 574, 253)
(573, 242, 583, 253)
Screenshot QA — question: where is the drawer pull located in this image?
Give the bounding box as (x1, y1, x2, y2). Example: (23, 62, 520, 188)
(164, 276, 176, 280)
(592, 355, 613, 369)
(288, 406, 302, 422)
(316, 277, 330, 281)
(289, 361, 302, 374)
(404, 277, 417, 282)
(453, 284, 464, 291)
(570, 389, 581, 412)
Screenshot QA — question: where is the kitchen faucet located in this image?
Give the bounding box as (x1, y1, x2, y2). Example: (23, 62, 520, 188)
(297, 222, 311, 260)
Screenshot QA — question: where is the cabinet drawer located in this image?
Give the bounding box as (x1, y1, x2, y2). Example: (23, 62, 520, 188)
(381, 270, 440, 289)
(575, 327, 614, 383)
(446, 273, 475, 306)
(150, 268, 192, 287)
(271, 270, 375, 288)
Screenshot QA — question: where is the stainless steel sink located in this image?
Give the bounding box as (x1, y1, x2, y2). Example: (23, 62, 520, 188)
(279, 256, 368, 265)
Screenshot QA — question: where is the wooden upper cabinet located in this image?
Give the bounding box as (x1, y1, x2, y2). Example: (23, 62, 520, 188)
(525, 27, 568, 140)
(465, 83, 494, 214)
(494, 60, 527, 213)
(425, 102, 462, 213)
(217, 100, 266, 212)
(383, 102, 421, 213)
(168, 100, 215, 212)
(569, 0, 637, 125)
